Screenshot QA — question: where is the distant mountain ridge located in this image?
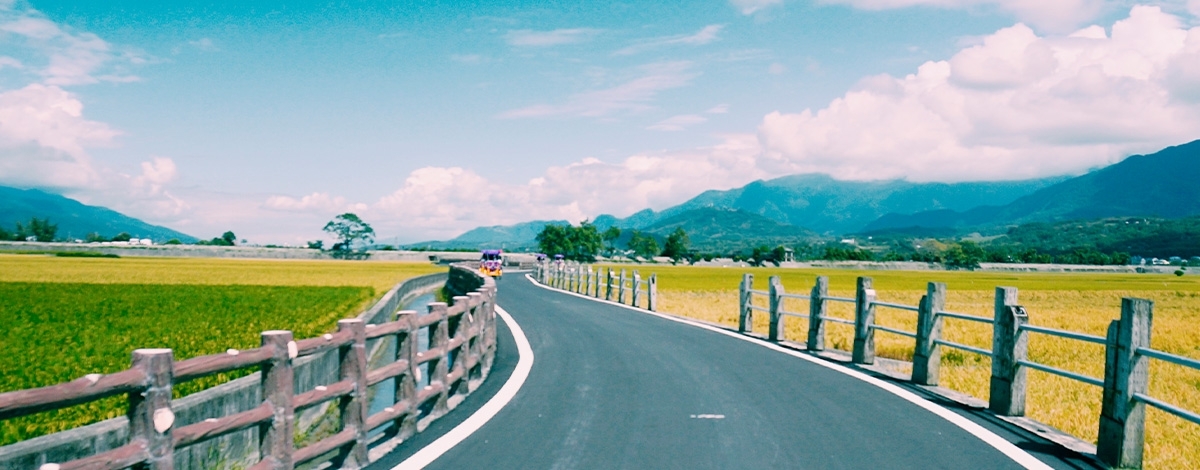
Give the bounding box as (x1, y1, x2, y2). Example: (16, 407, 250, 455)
(866, 139, 1200, 232)
(0, 187, 196, 242)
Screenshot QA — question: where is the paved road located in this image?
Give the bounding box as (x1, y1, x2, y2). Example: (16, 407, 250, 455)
(372, 274, 1100, 469)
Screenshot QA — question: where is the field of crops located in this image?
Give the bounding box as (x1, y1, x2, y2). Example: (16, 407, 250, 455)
(626, 265, 1200, 470)
(0, 255, 443, 445)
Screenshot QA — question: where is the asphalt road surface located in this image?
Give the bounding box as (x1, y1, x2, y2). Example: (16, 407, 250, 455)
(371, 274, 1100, 470)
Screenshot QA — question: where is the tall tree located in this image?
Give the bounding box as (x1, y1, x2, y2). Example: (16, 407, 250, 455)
(627, 230, 660, 260)
(661, 227, 690, 264)
(602, 226, 621, 256)
(536, 221, 604, 262)
(323, 213, 375, 254)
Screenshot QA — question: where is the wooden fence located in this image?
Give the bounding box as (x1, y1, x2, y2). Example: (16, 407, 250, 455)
(738, 273, 1200, 469)
(0, 265, 497, 470)
(535, 262, 657, 311)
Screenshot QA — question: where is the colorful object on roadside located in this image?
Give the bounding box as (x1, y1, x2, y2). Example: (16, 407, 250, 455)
(480, 249, 504, 278)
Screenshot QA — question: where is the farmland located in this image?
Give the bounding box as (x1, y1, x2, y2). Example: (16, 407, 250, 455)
(0, 255, 443, 445)
(630, 265, 1200, 470)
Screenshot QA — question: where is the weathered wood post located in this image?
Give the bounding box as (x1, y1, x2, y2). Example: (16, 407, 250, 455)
(989, 290, 1027, 417)
(337, 319, 369, 468)
(595, 269, 603, 298)
(768, 276, 783, 342)
(129, 349, 174, 470)
(428, 303, 451, 417)
(452, 295, 473, 395)
(852, 276, 876, 364)
(260, 330, 295, 470)
(586, 267, 593, 296)
(605, 268, 614, 301)
(618, 269, 627, 304)
(568, 263, 576, 292)
(738, 273, 753, 333)
(1097, 298, 1153, 469)
(807, 276, 827, 351)
(648, 274, 658, 311)
(632, 271, 642, 308)
(913, 282, 947, 386)
(395, 310, 419, 440)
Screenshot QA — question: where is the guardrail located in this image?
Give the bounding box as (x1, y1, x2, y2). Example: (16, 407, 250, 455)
(0, 265, 497, 470)
(738, 273, 1198, 469)
(535, 261, 657, 311)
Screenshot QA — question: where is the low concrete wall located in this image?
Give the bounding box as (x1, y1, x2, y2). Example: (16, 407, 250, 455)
(0, 272, 449, 470)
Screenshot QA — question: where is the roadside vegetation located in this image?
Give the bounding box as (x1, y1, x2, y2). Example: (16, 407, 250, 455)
(640, 265, 1199, 470)
(0, 255, 442, 445)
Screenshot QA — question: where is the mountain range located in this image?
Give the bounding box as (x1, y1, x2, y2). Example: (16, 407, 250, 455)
(425, 139, 1200, 250)
(0, 187, 196, 243)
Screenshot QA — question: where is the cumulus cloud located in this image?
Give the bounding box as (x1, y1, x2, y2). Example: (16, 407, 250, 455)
(364, 135, 766, 240)
(614, 25, 724, 56)
(499, 62, 697, 118)
(505, 28, 601, 47)
(0, 84, 118, 188)
(757, 6, 1200, 182)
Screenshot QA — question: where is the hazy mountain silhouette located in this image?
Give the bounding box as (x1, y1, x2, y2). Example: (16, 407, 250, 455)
(0, 186, 196, 242)
(866, 139, 1200, 232)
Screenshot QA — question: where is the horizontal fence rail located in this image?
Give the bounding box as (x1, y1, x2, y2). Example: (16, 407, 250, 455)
(0, 265, 499, 470)
(535, 261, 658, 312)
(736, 273, 1199, 470)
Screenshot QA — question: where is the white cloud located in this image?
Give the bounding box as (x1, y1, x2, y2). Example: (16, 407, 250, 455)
(499, 61, 697, 118)
(0, 2, 142, 85)
(768, 62, 787, 75)
(757, 6, 1200, 182)
(0, 56, 20, 69)
(707, 104, 730, 114)
(647, 114, 708, 131)
(730, 0, 785, 15)
(364, 135, 767, 240)
(614, 25, 725, 56)
(264, 192, 367, 213)
(0, 84, 117, 188)
(505, 28, 601, 47)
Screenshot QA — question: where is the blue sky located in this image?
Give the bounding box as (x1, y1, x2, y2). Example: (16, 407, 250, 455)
(2, 0, 1199, 243)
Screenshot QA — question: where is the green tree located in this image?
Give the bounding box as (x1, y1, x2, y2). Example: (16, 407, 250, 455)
(660, 227, 690, 264)
(221, 231, 237, 246)
(307, 240, 324, 250)
(627, 230, 659, 260)
(112, 232, 132, 242)
(323, 213, 375, 254)
(602, 226, 621, 256)
(536, 224, 572, 258)
(535, 221, 604, 262)
(13, 217, 57, 242)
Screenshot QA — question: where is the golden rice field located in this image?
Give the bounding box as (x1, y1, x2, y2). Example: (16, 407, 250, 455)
(0, 254, 443, 445)
(625, 265, 1200, 470)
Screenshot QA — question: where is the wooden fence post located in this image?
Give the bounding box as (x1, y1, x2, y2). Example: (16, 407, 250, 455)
(595, 269, 602, 298)
(451, 295, 472, 396)
(768, 276, 783, 342)
(129, 349, 174, 470)
(739, 273, 753, 333)
(428, 303, 451, 417)
(1098, 298, 1153, 469)
(989, 296, 1027, 417)
(853, 276, 876, 364)
(913, 282, 947, 386)
(648, 274, 658, 312)
(336, 319, 369, 468)
(807, 276, 827, 351)
(395, 310, 419, 440)
(618, 269, 627, 304)
(260, 331, 295, 470)
(605, 268, 614, 301)
(632, 271, 642, 308)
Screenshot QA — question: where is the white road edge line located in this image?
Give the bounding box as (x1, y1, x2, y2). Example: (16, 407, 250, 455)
(525, 274, 1053, 470)
(391, 305, 534, 470)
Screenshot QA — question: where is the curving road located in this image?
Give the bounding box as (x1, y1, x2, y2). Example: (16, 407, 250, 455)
(371, 274, 1101, 470)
